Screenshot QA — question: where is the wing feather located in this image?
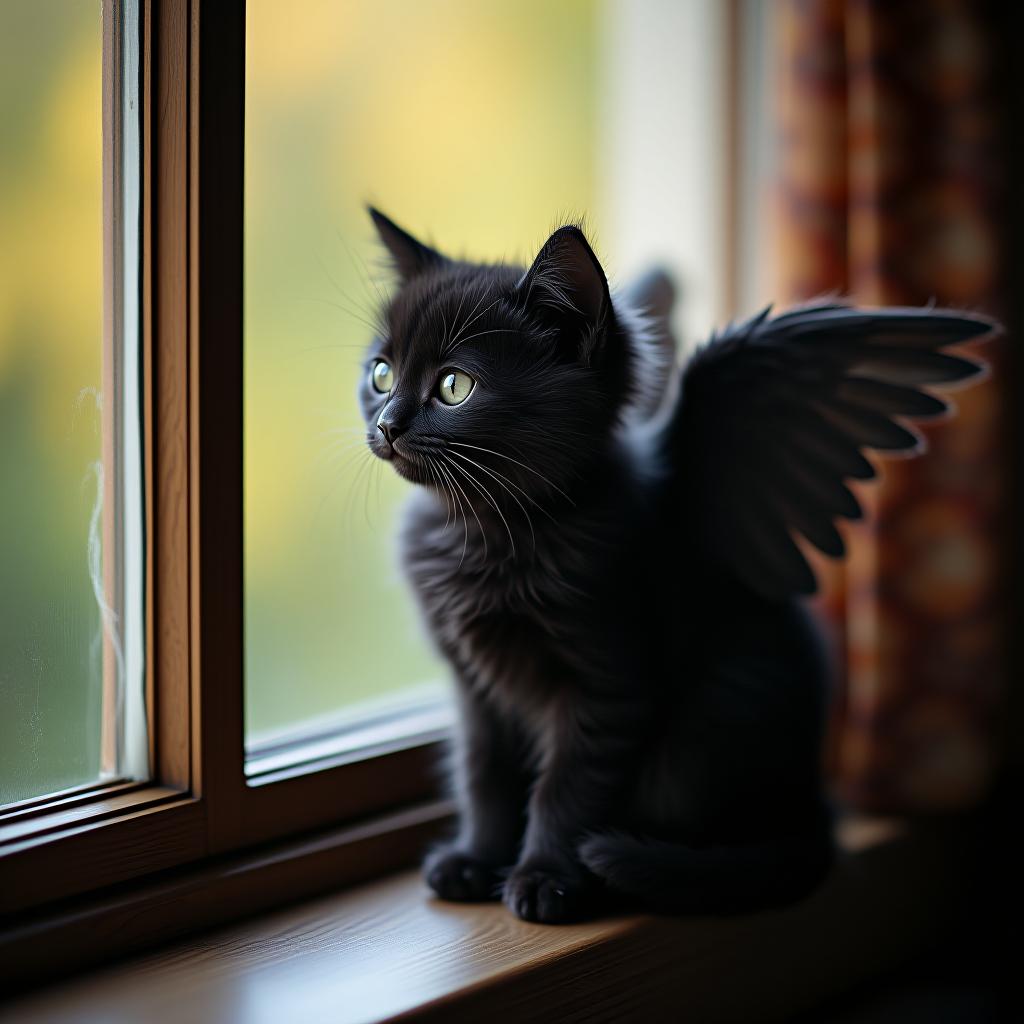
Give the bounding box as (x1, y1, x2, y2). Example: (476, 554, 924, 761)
(668, 302, 995, 599)
(836, 377, 949, 418)
(779, 413, 878, 482)
(813, 398, 925, 452)
(846, 349, 984, 386)
(741, 454, 847, 558)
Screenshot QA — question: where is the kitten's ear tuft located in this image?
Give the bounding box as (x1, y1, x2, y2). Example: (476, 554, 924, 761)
(515, 225, 610, 348)
(367, 206, 446, 282)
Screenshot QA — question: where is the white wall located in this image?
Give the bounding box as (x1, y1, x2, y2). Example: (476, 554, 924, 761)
(598, 0, 777, 345)
(735, 0, 778, 317)
(598, 0, 728, 349)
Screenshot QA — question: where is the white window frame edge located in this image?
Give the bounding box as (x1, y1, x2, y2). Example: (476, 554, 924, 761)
(599, 0, 778, 346)
(98, 0, 147, 785)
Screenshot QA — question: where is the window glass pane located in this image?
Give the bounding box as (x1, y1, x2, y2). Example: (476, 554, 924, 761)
(0, 1, 146, 806)
(244, 0, 598, 742)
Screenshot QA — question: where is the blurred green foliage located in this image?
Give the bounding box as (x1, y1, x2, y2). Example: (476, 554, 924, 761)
(244, 0, 598, 737)
(0, 3, 105, 804)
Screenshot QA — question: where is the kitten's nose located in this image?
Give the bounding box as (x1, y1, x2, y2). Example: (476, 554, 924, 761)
(377, 417, 406, 446)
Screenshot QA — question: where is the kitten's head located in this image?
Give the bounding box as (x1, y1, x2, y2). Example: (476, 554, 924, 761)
(359, 208, 652, 506)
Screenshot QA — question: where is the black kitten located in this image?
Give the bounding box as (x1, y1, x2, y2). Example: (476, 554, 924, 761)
(358, 208, 993, 924)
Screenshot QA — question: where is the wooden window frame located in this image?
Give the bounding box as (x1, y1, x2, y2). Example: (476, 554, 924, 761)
(0, 0, 446, 926)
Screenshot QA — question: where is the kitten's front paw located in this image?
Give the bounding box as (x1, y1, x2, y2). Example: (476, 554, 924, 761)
(503, 864, 591, 924)
(424, 847, 504, 903)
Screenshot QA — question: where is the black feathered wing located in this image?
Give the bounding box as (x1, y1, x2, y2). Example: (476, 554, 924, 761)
(666, 303, 994, 600)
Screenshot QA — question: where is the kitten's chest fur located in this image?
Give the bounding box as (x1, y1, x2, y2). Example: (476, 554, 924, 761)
(400, 487, 639, 724)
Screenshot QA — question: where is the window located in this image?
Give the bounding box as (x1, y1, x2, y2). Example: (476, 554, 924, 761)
(0, 0, 199, 919)
(2, 3, 445, 928)
(0, 0, 741, 974)
(0, 1, 146, 808)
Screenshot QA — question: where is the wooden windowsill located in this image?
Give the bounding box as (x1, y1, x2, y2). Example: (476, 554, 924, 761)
(1, 816, 974, 1023)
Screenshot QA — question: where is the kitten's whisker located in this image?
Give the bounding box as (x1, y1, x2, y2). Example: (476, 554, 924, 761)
(317, 444, 370, 477)
(441, 454, 501, 558)
(447, 447, 537, 504)
(439, 306, 450, 358)
(426, 458, 453, 528)
(317, 436, 366, 471)
(294, 337, 368, 355)
(317, 434, 365, 457)
(314, 445, 371, 532)
(444, 288, 491, 352)
(317, 421, 367, 436)
(448, 444, 544, 540)
(303, 295, 382, 336)
(448, 441, 576, 505)
(435, 463, 455, 529)
(345, 449, 374, 533)
(338, 231, 391, 328)
(319, 448, 374, 474)
(444, 327, 516, 354)
(452, 462, 501, 524)
(312, 251, 385, 334)
(360, 458, 376, 529)
(434, 457, 457, 519)
(436, 459, 469, 566)
(441, 469, 458, 534)
(315, 431, 374, 470)
(317, 434, 369, 458)
(446, 449, 541, 547)
(441, 452, 516, 558)
(330, 258, 389, 337)
(372, 456, 384, 520)
(444, 294, 502, 355)
(437, 454, 489, 561)
(444, 285, 469, 357)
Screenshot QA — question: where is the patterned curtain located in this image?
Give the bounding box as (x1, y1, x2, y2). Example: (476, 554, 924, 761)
(774, 0, 1007, 811)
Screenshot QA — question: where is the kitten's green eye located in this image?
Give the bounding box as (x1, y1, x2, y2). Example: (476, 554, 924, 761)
(370, 360, 393, 394)
(438, 370, 474, 406)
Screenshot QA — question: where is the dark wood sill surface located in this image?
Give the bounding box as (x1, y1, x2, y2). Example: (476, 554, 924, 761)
(1, 819, 971, 1024)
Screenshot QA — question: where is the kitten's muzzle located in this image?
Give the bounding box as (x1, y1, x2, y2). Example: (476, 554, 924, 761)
(377, 419, 406, 446)
(376, 399, 411, 448)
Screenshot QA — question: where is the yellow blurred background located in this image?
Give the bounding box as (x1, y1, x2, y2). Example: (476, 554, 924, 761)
(1, 0, 724, 783)
(0, 2, 104, 802)
(244, 0, 599, 738)
(0, 0, 604, 795)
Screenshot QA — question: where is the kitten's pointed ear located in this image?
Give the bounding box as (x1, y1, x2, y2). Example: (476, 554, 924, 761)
(514, 225, 610, 359)
(367, 206, 447, 281)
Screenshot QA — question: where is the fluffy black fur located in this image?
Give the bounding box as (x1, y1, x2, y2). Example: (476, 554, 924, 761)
(358, 208, 994, 924)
